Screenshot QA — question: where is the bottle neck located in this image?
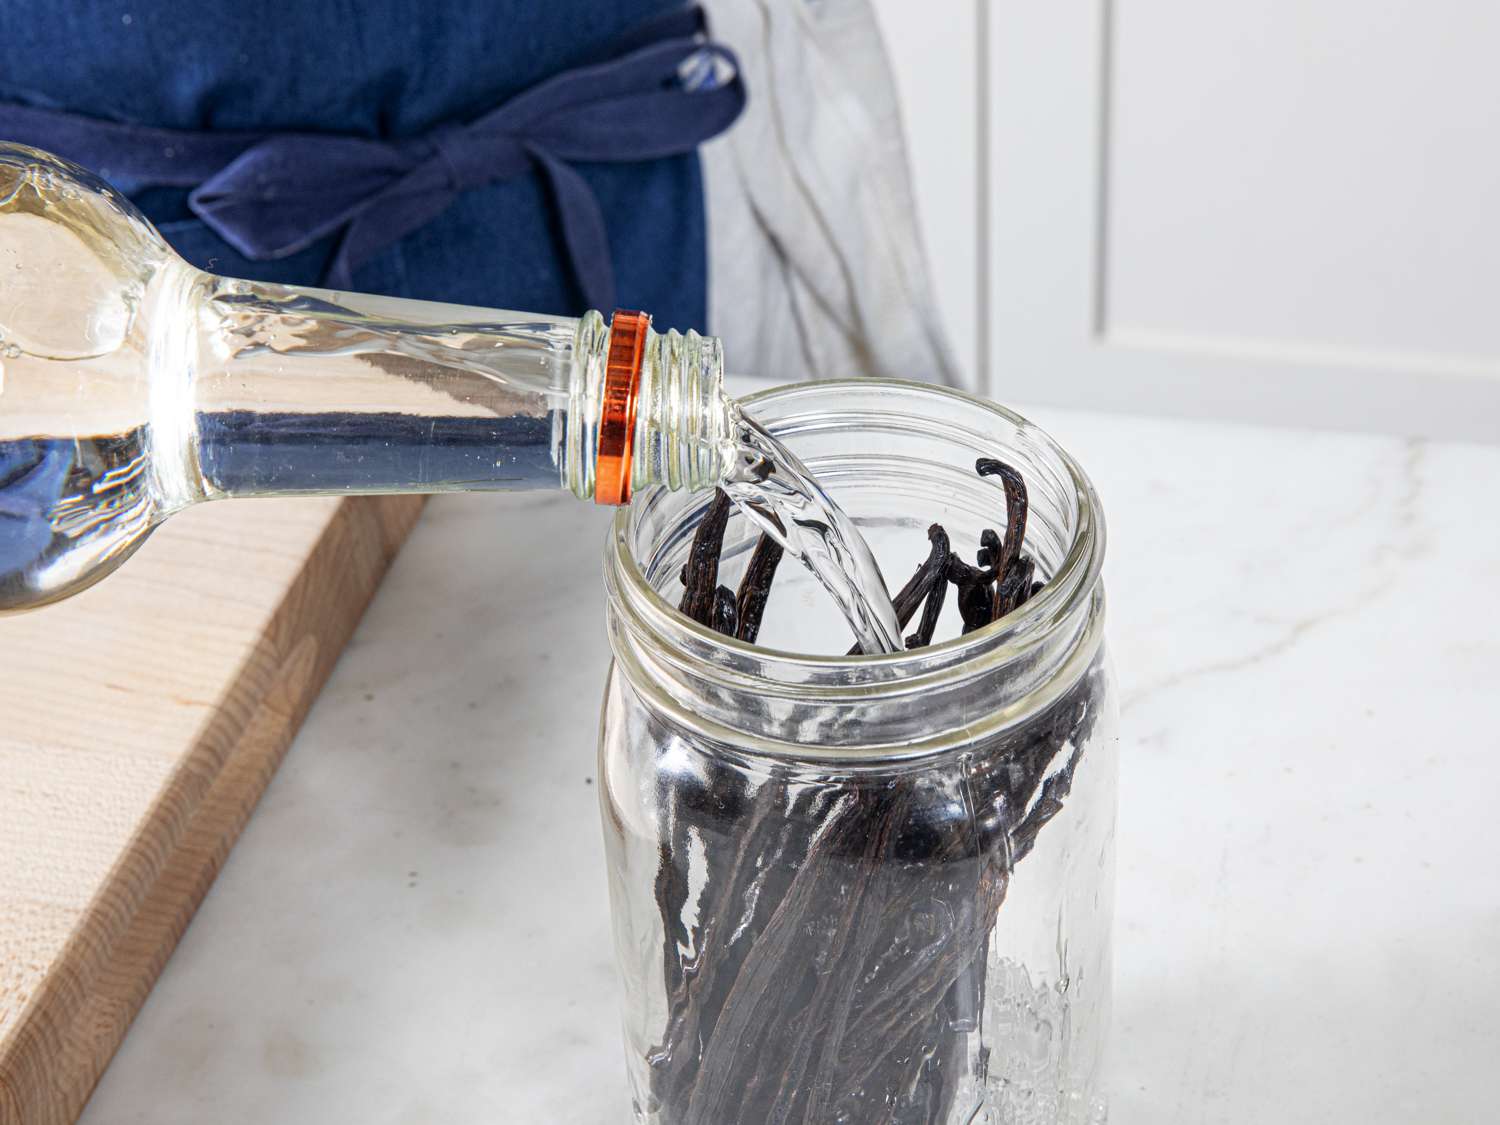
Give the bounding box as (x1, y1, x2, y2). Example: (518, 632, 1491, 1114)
(562, 310, 734, 504)
(172, 268, 731, 506)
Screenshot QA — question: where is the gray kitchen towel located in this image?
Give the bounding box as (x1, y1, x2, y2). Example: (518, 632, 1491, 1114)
(701, 0, 962, 388)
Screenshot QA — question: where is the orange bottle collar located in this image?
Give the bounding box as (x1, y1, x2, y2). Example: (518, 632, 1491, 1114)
(594, 309, 649, 506)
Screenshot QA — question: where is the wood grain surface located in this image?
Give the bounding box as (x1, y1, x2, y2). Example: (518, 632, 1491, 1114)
(0, 494, 423, 1125)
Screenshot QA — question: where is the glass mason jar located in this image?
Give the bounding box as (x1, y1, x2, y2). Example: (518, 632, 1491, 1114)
(598, 380, 1117, 1125)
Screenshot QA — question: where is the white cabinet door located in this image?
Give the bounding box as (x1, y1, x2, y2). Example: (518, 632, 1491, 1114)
(989, 0, 1500, 440)
(880, 0, 1500, 440)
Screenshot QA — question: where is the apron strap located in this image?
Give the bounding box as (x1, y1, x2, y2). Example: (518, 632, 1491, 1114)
(0, 6, 744, 309)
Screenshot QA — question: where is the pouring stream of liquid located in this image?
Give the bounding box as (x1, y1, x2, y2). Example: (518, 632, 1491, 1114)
(718, 407, 902, 656)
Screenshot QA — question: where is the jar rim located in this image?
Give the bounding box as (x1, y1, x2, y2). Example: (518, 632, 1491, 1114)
(603, 379, 1107, 755)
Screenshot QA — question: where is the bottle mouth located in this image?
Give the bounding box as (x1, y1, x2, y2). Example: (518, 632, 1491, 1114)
(603, 379, 1109, 758)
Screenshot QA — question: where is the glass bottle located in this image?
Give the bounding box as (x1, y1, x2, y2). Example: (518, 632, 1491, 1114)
(598, 379, 1117, 1124)
(0, 143, 733, 612)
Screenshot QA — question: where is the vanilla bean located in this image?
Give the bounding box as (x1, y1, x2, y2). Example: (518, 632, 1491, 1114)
(949, 555, 997, 635)
(892, 524, 952, 621)
(734, 534, 784, 643)
(653, 801, 692, 1001)
(977, 527, 1001, 568)
(848, 523, 950, 655)
(945, 556, 995, 586)
(905, 526, 952, 649)
(995, 556, 1036, 619)
(907, 567, 949, 649)
(976, 458, 1031, 625)
(976, 458, 1027, 577)
(713, 585, 738, 636)
(678, 489, 733, 626)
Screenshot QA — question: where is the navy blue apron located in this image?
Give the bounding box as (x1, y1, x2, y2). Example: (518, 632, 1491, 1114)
(0, 0, 742, 332)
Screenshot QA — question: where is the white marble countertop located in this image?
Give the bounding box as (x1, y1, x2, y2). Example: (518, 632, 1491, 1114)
(79, 403, 1500, 1125)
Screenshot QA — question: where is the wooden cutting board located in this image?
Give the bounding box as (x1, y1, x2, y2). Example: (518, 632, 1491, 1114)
(0, 494, 423, 1125)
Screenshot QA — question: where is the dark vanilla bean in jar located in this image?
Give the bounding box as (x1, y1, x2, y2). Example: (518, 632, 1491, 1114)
(599, 380, 1116, 1125)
